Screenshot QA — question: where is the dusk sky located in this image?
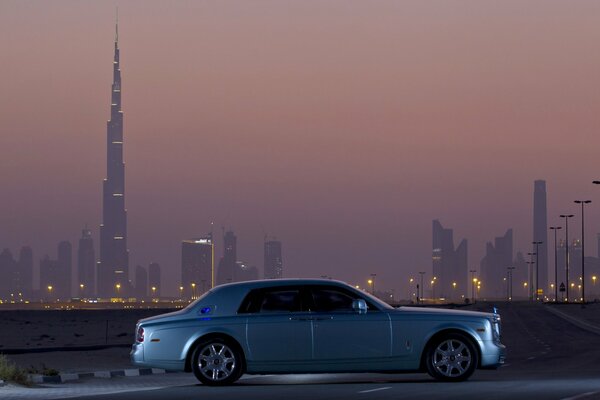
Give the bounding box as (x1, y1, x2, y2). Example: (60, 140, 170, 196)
(2, 0, 600, 295)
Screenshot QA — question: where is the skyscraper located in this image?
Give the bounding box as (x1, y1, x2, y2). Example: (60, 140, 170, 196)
(264, 240, 283, 279)
(98, 21, 129, 298)
(533, 180, 548, 297)
(18, 246, 33, 299)
(480, 229, 513, 299)
(77, 229, 96, 297)
(432, 220, 468, 300)
(57, 241, 72, 299)
(182, 236, 214, 298)
(148, 262, 161, 298)
(134, 265, 148, 300)
(217, 230, 237, 285)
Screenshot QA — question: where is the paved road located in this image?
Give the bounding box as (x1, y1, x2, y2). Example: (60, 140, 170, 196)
(5, 302, 600, 400)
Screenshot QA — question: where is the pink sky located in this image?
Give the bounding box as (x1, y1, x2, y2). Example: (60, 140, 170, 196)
(1, 0, 600, 295)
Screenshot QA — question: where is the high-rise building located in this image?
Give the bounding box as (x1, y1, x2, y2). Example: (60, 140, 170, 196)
(18, 246, 33, 299)
(236, 261, 259, 282)
(77, 229, 96, 297)
(134, 265, 148, 300)
(217, 230, 237, 285)
(0, 249, 17, 300)
(40, 255, 59, 301)
(264, 240, 283, 279)
(182, 236, 214, 298)
(533, 180, 548, 298)
(432, 220, 468, 300)
(480, 229, 513, 299)
(57, 241, 72, 299)
(148, 262, 161, 298)
(98, 21, 129, 298)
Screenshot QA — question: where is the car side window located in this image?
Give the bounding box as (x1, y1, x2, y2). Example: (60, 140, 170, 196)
(308, 286, 380, 312)
(238, 287, 303, 314)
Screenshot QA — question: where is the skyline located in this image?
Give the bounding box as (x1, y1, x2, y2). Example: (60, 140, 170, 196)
(3, 1, 600, 295)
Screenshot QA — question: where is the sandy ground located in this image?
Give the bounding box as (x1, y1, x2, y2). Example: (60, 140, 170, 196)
(0, 309, 171, 350)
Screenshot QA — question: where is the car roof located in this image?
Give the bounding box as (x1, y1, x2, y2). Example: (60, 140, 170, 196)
(213, 278, 349, 291)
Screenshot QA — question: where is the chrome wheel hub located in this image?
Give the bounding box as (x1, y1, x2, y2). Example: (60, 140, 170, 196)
(432, 339, 472, 378)
(198, 343, 236, 381)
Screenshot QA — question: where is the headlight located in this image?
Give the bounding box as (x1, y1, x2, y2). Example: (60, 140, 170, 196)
(490, 315, 501, 342)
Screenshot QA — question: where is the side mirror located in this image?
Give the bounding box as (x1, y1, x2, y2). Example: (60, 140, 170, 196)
(352, 299, 367, 314)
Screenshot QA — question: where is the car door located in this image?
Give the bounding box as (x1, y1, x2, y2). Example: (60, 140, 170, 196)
(309, 286, 391, 362)
(243, 286, 313, 365)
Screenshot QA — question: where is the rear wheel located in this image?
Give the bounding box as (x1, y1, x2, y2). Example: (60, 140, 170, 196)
(191, 338, 243, 386)
(425, 333, 478, 382)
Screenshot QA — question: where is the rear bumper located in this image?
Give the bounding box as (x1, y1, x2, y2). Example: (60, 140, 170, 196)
(130, 343, 145, 366)
(479, 341, 506, 369)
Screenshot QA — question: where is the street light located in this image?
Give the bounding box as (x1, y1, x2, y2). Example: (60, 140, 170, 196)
(179, 286, 184, 300)
(79, 283, 85, 297)
(151, 286, 157, 300)
(526, 253, 535, 301)
(560, 214, 575, 302)
(532, 242, 543, 300)
(115, 283, 121, 297)
(369, 274, 376, 295)
(549, 226, 562, 302)
(47, 285, 53, 301)
(418, 272, 426, 303)
(574, 200, 591, 303)
(191, 283, 196, 300)
(507, 266, 515, 301)
(469, 270, 477, 301)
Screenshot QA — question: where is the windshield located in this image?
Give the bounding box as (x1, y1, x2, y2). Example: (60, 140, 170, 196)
(351, 287, 394, 310)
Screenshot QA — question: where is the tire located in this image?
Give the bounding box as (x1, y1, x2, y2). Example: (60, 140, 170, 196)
(425, 333, 478, 382)
(191, 337, 244, 386)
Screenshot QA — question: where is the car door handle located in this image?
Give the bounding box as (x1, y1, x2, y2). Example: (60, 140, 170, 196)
(289, 316, 334, 321)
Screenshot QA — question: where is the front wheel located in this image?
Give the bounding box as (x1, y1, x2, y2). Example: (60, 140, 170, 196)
(425, 333, 478, 382)
(191, 338, 243, 386)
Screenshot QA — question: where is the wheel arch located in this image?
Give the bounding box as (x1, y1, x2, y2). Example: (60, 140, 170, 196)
(419, 328, 482, 371)
(184, 332, 247, 373)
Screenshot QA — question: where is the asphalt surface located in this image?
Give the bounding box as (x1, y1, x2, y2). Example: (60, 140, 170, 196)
(8, 302, 600, 400)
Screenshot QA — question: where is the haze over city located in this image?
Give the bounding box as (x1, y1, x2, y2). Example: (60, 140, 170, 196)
(3, 0, 600, 296)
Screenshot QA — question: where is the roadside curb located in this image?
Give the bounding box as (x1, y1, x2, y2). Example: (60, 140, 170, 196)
(544, 305, 600, 336)
(29, 368, 178, 384)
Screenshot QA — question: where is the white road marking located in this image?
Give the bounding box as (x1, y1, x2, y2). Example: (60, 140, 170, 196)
(527, 356, 536, 360)
(560, 391, 600, 400)
(358, 387, 392, 394)
(500, 363, 511, 368)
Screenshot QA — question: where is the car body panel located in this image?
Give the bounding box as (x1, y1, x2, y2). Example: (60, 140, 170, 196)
(131, 279, 506, 376)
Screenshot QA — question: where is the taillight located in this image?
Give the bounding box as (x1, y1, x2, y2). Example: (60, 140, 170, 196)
(136, 326, 144, 342)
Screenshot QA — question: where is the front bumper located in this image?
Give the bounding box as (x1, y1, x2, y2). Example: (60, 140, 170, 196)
(480, 341, 506, 369)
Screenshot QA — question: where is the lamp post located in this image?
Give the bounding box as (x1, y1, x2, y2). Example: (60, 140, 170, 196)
(574, 200, 591, 303)
(469, 270, 477, 301)
(115, 283, 121, 297)
(79, 283, 85, 298)
(151, 286, 157, 300)
(549, 226, 562, 302)
(191, 283, 196, 300)
(369, 273, 377, 295)
(507, 266, 515, 301)
(179, 286, 184, 300)
(47, 285, 53, 301)
(532, 242, 543, 300)
(560, 214, 574, 302)
(526, 253, 535, 301)
(418, 272, 425, 303)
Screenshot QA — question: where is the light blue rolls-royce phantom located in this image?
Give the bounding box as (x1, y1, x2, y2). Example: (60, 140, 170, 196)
(131, 279, 505, 385)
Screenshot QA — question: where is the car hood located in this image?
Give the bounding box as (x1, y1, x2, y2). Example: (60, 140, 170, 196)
(394, 306, 495, 319)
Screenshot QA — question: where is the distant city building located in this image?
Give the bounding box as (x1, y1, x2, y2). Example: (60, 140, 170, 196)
(181, 236, 214, 298)
(134, 265, 148, 300)
(98, 21, 130, 298)
(533, 180, 548, 297)
(77, 229, 96, 297)
(217, 230, 237, 285)
(40, 255, 59, 301)
(18, 246, 33, 299)
(432, 220, 468, 300)
(0, 249, 17, 300)
(264, 240, 283, 279)
(480, 229, 513, 299)
(235, 261, 259, 282)
(57, 241, 72, 299)
(148, 262, 161, 298)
